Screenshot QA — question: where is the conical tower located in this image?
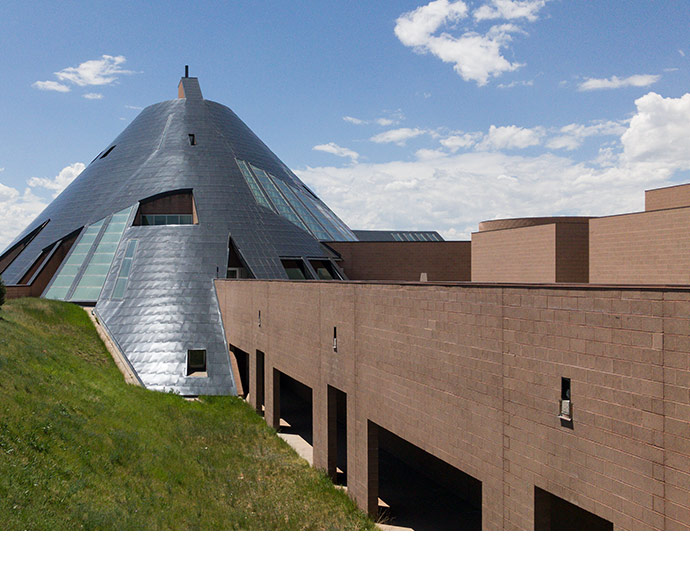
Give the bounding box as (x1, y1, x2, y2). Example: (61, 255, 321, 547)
(0, 73, 357, 395)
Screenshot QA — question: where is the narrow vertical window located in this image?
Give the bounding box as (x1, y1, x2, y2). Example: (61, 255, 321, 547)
(559, 377, 572, 421)
(188, 134, 196, 146)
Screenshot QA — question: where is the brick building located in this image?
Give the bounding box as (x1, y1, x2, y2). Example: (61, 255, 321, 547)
(4, 74, 690, 530)
(217, 182, 690, 530)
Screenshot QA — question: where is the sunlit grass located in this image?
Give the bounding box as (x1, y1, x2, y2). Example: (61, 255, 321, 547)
(0, 298, 375, 530)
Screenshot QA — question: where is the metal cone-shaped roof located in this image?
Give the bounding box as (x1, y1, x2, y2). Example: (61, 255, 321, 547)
(0, 74, 356, 395)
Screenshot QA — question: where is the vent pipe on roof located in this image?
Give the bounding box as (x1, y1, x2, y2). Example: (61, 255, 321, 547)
(185, 65, 189, 78)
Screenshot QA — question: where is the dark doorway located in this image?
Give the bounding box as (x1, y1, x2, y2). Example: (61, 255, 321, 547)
(229, 344, 249, 398)
(327, 386, 347, 486)
(255, 350, 265, 415)
(375, 424, 482, 530)
(277, 371, 313, 447)
(534, 487, 613, 530)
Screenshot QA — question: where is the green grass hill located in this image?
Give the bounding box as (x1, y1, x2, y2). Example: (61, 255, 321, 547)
(0, 298, 375, 530)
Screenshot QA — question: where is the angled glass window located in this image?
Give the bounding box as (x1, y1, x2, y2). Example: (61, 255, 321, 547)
(281, 258, 312, 280)
(44, 220, 104, 300)
(111, 240, 138, 300)
(291, 186, 351, 241)
(70, 207, 133, 302)
(272, 177, 331, 240)
(237, 160, 274, 211)
(310, 196, 358, 241)
(309, 259, 342, 280)
(250, 165, 309, 231)
(236, 160, 357, 242)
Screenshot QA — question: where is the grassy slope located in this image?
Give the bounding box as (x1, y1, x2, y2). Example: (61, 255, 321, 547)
(0, 298, 375, 530)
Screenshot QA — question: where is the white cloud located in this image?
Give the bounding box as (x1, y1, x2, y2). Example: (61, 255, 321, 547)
(415, 148, 448, 161)
(477, 124, 543, 150)
(578, 74, 661, 91)
(440, 133, 481, 151)
(394, 0, 469, 47)
(344, 113, 402, 127)
(371, 127, 427, 145)
(497, 79, 534, 89)
(394, 1, 542, 85)
(620, 92, 690, 172)
(83, 93, 103, 100)
(55, 55, 134, 87)
(33, 55, 134, 95)
(313, 142, 360, 162)
(0, 184, 49, 251)
(546, 121, 626, 151)
(297, 91, 690, 241)
(474, 0, 549, 22)
(32, 80, 70, 93)
(27, 163, 85, 198)
(296, 151, 660, 241)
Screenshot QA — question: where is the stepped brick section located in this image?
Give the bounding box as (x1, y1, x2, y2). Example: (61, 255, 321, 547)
(217, 279, 690, 530)
(645, 183, 690, 212)
(472, 221, 589, 283)
(591, 206, 690, 284)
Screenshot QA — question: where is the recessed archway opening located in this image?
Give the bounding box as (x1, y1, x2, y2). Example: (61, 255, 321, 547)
(534, 487, 613, 531)
(327, 385, 347, 486)
(276, 371, 313, 463)
(229, 344, 249, 398)
(375, 424, 482, 531)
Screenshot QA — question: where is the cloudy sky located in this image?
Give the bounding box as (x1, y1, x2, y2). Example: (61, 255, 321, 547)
(2, 0, 690, 249)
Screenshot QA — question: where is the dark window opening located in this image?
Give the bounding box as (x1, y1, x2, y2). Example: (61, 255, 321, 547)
(188, 134, 196, 146)
(277, 371, 313, 450)
(99, 145, 116, 159)
(373, 423, 483, 530)
(281, 258, 312, 280)
(559, 377, 572, 421)
(308, 259, 342, 280)
(229, 345, 249, 398)
(133, 189, 198, 226)
(535, 487, 612, 531)
(186, 349, 207, 377)
(255, 350, 265, 416)
(227, 237, 253, 279)
(327, 386, 348, 486)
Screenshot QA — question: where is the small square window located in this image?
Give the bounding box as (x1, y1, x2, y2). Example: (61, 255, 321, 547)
(187, 349, 207, 377)
(188, 134, 196, 146)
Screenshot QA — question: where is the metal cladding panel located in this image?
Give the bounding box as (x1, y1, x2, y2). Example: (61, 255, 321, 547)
(2, 78, 354, 395)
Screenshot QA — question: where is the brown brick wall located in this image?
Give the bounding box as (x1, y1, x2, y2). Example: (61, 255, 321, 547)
(645, 183, 690, 212)
(5, 285, 32, 300)
(217, 279, 690, 530)
(555, 222, 589, 283)
(472, 224, 557, 283)
(327, 241, 471, 282)
(590, 207, 690, 284)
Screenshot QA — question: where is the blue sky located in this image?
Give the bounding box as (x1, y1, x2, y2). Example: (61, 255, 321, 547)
(2, 0, 690, 249)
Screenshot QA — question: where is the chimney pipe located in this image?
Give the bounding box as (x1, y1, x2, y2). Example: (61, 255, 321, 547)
(185, 65, 189, 78)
